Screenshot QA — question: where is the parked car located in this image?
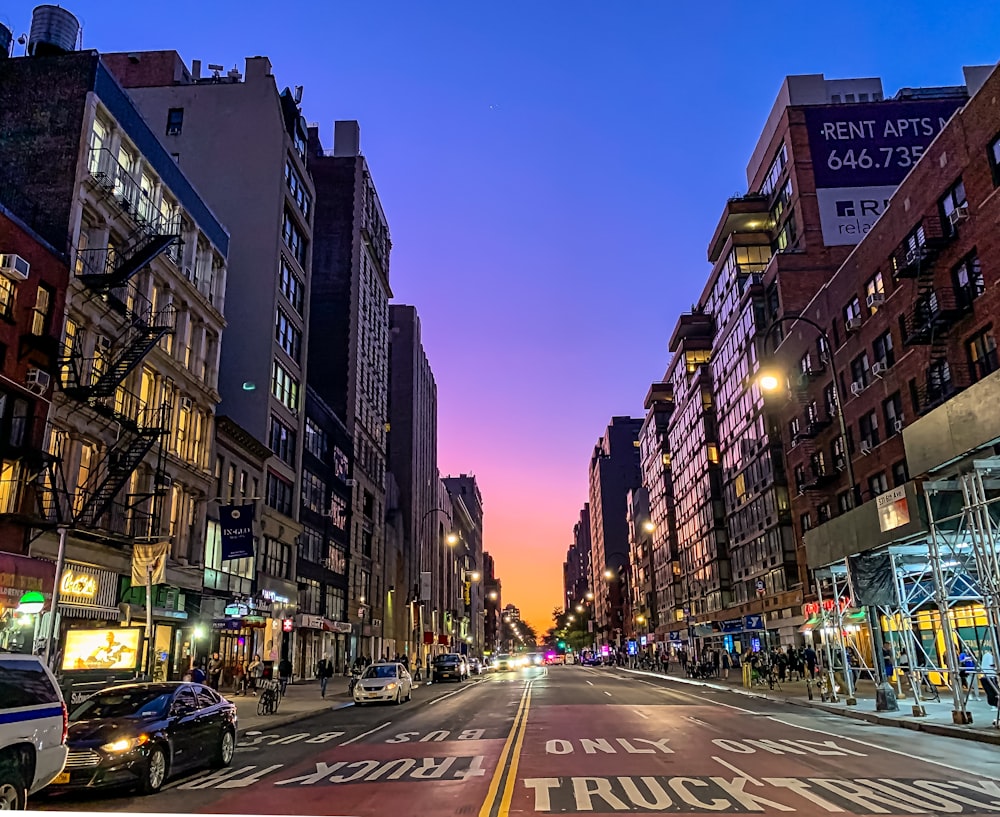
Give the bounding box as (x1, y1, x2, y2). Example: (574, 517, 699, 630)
(48, 682, 237, 795)
(468, 657, 482, 675)
(353, 662, 413, 705)
(0, 654, 68, 808)
(432, 654, 468, 682)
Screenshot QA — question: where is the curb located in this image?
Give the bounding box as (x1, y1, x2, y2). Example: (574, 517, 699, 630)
(618, 667, 1000, 746)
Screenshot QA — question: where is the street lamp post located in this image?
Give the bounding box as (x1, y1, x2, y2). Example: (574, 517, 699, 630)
(762, 314, 897, 713)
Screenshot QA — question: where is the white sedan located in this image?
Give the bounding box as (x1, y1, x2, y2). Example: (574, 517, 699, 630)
(353, 662, 413, 705)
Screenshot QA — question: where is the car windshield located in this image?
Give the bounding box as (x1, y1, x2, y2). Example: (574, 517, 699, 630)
(434, 656, 459, 665)
(363, 665, 398, 679)
(70, 688, 173, 721)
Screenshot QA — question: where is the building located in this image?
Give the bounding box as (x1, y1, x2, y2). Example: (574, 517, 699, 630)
(0, 35, 229, 677)
(482, 551, 501, 655)
(387, 304, 437, 666)
(588, 416, 643, 648)
(295, 387, 353, 673)
(626, 486, 655, 645)
(444, 474, 484, 655)
(105, 50, 316, 669)
(307, 121, 392, 661)
(770, 65, 1000, 688)
(658, 70, 979, 657)
(562, 507, 591, 614)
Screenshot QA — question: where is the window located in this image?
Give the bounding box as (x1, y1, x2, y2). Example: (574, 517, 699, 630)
(968, 328, 999, 382)
(892, 460, 909, 488)
(684, 349, 711, 373)
(859, 410, 879, 447)
(329, 493, 348, 529)
(865, 272, 885, 314)
(305, 418, 327, 459)
(300, 526, 323, 563)
(810, 450, 826, 476)
(789, 417, 801, 438)
(227, 464, 236, 501)
(266, 472, 293, 517)
(275, 308, 302, 363)
(166, 108, 184, 136)
(869, 472, 889, 497)
(285, 159, 312, 218)
(894, 224, 927, 276)
(301, 470, 327, 514)
(837, 491, 852, 513)
(800, 513, 812, 533)
(260, 536, 292, 579)
(215, 456, 224, 497)
(775, 209, 797, 250)
(939, 179, 967, 235)
(707, 443, 719, 464)
(817, 503, 831, 523)
(872, 330, 895, 368)
(269, 416, 296, 466)
(279, 258, 304, 315)
(759, 144, 787, 197)
(823, 383, 837, 417)
(850, 352, 871, 388)
(844, 296, 863, 328)
(30, 285, 53, 336)
(282, 209, 307, 266)
(271, 360, 300, 413)
(953, 253, 985, 306)
(990, 133, 1000, 187)
(793, 464, 806, 492)
(0, 277, 13, 320)
(332, 445, 349, 480)
(928, 358, 953, 400)
(883, 393, 904, 434)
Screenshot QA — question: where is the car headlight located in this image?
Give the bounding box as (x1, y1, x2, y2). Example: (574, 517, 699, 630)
(385, 682, 397, 690)
(100, 734, 149, 753)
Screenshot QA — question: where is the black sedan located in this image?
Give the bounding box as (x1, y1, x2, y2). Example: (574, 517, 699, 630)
(47, 682, 237, 795)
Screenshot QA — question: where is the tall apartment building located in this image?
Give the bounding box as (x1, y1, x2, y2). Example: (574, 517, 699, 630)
(626, 486, 655, 642)
(307, 121, 392, 661)
(483, 551, 502, 654)
(387, 304, 438, 665)
(444, 474, 485, 655)
(0, 38, 228, 676)
(562, 507, 590, 613)
(772, 65, 1000, 671)
(106, 50, 316, 666)
(660, 71, 977, 653)
(588, 416, 643, 648)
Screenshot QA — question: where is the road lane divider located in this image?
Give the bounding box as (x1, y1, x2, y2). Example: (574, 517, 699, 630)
(339, 721, 392, 746)
(427, 680, 482, 706)
(478, 680, 533, 817)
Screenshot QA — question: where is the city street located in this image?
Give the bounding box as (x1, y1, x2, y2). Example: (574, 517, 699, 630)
(36, 665, 1000, 815)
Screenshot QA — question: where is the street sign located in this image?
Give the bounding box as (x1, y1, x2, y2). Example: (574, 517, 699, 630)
(755, 578, 766, 596)
(744, 614, 764, 631)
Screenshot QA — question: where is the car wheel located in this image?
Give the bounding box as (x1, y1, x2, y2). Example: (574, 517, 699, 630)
(139, 745, 167, 795)
(214, 728, 236, 768)
(406, 685, 412, 702)
(0, 761, 26, 810)
(394, 689, 402, 705)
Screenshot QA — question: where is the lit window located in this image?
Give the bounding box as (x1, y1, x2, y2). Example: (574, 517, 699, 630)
(707, 444, 719, 464)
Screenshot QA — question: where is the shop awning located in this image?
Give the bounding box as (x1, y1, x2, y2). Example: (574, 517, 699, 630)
(800, 610, 867, 633)
(120, 603, 188, 623)
(60, 603, 120, 620)
(0, 553, 55, 610)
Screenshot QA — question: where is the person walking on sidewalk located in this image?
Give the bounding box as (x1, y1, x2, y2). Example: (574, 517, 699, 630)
(278, 657, 293, 694)
(721, 649, 731, 680)
(804, 645, 817, 679)
(208, 652, 224, 691)
(980, 645, 998, 712)
(247, 654, 263, 696)
(316, 655, 334, 698)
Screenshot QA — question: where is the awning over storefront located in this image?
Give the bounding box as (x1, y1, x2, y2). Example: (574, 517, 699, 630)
(120, 603, 189, 623)
(800, 609, 868, 633)
(0, 552, 55, 611)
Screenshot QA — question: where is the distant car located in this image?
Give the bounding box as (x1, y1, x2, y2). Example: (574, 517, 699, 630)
(544, 652, 565, 665)
(526, 653, 545, 667)
(354, 662, 412, 706)
(0, 654, 68, 808)
(493, 654, 513, 671)
(48, 682, 236, 796)
(468, 657, 483, 675)
(432, 654, 468, 683)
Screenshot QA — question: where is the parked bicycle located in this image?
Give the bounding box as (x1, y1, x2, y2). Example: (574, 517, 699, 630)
(257, 678, 281, 716)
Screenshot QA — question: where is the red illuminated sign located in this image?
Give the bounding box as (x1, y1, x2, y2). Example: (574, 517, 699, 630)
(282, 618, 294, 632)
(803, 598, 851, 616)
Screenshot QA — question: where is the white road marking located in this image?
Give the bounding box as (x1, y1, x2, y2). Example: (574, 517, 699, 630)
(686, 716, 709, 726)
(427, 682, 480, 706)
(633, 709, 650, 719)
(339, 721, 392, 746)
(712, 755, 762, 786)
(603, 691, 613, 697)
(586, 680, 594, 686)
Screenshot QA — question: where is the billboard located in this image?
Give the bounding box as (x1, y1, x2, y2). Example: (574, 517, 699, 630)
(62, 628, 142, 672)
(876, 486, 911, 532)
(804, 98, 964, 245)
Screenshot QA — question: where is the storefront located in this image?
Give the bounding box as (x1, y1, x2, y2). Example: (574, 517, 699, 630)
(48, 561, 123, 664)
(119, 581, 197, 681)
(0, 552, 55, 653)
(295, 614, 352, 678)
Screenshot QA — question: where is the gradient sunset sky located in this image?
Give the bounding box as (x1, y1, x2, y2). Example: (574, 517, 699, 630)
(9, 1, 1000, 633)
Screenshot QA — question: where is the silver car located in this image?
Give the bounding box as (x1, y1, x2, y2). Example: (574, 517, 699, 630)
(353, 662, 413, 705)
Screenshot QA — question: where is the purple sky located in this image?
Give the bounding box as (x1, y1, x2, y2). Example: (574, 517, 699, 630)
(7, 0, 999, 631)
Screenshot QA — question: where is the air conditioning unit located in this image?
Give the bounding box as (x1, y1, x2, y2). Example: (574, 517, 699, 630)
(905, 246, 925, 265)
(860, 439, 873, 454)
(835, 456, 846, 472)
(850, 381, 865, 396)
(371, 618, 383, 628)
(866, 292, 885, 309)
(344, 478, 357, 487)
(846, 316, 862, 331)
(872, 361, 887, 377)
(948, 204, 970, 226)
(0, 253, 30, 281)
(894, 419, 904, 433)
(25, 368, 51, 394)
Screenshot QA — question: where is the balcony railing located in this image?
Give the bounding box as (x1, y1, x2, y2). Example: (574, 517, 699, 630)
(915, 368, 970, 416)
(900, 288, 972, 346)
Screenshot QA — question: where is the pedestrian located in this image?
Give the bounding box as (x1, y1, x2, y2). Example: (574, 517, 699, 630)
(232, 661, 246, 696)
(247, 654, 263, 696)
(959, 649, 975, 690)
(191, 662, 206, 684)
(980, 645, 998, 711)
(278, 657, 293, 693)
(401, 654, 409, 670)
(803, 645, 817, 679)
(208, 651, 224, 690)
(721, 649, 730, 680)
(678, 649, 688, 674)
(316, 654, 334, 698)
(882, 643, 894, 684)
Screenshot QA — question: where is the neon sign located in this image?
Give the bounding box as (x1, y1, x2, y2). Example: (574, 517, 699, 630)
(803, 598, 851, 616)
(60, 569, 98, 599)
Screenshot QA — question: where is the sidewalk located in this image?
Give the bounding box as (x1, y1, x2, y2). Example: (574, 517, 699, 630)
(228, 679, 353, 733)
(620, 666, 1000, 745)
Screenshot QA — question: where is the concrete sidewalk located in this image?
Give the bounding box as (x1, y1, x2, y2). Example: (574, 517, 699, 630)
(619, 666, 1000, 745)
(227, 679, 353, 733)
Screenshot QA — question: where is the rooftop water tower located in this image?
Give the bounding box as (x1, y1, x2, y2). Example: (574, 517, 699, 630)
(27, 4, 79, 57)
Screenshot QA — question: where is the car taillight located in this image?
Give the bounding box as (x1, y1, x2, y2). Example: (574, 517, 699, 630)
(61, 701, 68, 744)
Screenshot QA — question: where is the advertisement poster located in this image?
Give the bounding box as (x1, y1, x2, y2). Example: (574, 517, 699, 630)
(219, 504, 256, 560)
(62, 628, 142, 672)
(877, 485, 911, 532)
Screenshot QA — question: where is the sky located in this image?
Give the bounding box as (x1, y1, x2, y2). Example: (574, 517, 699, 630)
(7, 1, 1000, 633)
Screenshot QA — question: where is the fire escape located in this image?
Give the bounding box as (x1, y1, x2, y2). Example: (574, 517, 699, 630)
(789, 354, 837, 502)
(55, 146, 182, 540)
(893, 215, 971, 415)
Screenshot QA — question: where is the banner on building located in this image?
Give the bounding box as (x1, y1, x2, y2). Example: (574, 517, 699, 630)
(847, 551, 897, 607)
(219, 504, 255, 560)
(130, 542, 169, 586)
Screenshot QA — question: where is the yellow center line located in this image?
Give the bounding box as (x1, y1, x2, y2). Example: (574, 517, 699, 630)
(497, 686, 532, 817)
(478, 681, 532, 817)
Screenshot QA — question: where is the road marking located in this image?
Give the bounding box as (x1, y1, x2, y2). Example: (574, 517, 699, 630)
(339, 721, 391, 746)
(586, 680, 594, 686)
(712, 755, 762, 786)
(428, 682, 480, 706)
(633, 709, 649, 719)
(478, 681, 533, 817)
(497, 688, 532, 816)
(603, 691, 612, 697)
(685, 715, 709, 726)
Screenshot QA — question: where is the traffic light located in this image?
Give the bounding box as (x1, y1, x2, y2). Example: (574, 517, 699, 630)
(557, 640, 566, 649)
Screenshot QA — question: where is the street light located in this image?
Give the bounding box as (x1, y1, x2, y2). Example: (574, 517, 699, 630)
(585, 591, 594, 601)
(446, 532, 459, 546)
(603, 569, 614, 580)
(469, 571, 481, 582)
(575, 605, 585, 614)
(758, 372, 780, 392)
(642, 521, 655, 533)
(489, 591, 498, 600)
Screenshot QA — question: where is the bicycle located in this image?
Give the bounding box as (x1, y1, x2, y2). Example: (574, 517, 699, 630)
(257, 679, 281, 716)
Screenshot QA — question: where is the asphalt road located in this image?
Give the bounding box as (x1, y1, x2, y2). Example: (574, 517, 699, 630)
(36, 665, 1000, 815)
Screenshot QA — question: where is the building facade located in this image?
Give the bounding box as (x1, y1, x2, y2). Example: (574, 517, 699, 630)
(483, 551, 501, 655)
(444, 474, 485, 655)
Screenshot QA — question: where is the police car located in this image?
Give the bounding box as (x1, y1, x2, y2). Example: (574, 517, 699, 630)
(0, 654, 68, 808)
